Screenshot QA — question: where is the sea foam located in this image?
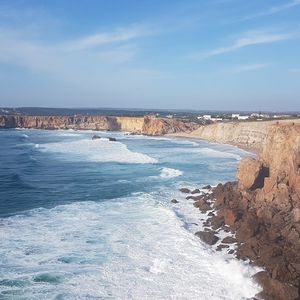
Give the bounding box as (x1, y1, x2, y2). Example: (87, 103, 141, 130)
(0, 195, 261, 299)
(39, 139, 157, 164)
(160, 167, 183, 178)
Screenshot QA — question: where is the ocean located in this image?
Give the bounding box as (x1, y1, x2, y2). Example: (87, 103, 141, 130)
(0, 129, 261, 299)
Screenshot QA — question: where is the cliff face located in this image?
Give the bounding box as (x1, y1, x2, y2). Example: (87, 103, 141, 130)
(176, 119, 300, 153)
(211, 123, 300, 299)
(0, 115, 199, 135)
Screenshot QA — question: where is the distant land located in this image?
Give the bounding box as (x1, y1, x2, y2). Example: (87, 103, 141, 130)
(1, 107, 300, 120)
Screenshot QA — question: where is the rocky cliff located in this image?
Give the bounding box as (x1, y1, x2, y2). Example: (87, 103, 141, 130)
(210, 123, 300, 299)
(174, 119, 300, 153)
(0, 115, 199, 135)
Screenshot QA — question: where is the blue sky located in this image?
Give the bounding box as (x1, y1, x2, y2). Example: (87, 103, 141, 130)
(0, 0, 299, 111)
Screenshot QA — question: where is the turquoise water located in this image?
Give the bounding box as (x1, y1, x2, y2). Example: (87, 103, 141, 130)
(0, 129, 260, 299)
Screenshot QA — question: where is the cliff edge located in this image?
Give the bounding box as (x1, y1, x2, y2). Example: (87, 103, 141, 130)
(0, 115, 199, 136)
(210, 123, 300, 299)
(173, 119, 300, 153)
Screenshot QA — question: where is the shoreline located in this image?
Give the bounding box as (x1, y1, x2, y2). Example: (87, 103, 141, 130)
(3, 124, 300, 298)
(175, 185, 265, 297)
(166, 133, 258, 155)
(174, 123, 300, 300)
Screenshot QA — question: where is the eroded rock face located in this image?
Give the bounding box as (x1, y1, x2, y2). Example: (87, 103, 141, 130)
(237, 157, 264, 190)
(210, 123, 300, 299)
(0, 115, 199, 136)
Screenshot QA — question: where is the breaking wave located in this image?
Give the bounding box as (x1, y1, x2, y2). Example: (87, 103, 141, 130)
(39, 139, 157, 164)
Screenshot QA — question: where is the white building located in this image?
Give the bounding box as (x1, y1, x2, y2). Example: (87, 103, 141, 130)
(238, 115, 249, 120)
(232, 113, 240, 118)
(203, 115, 212, 120)
(211, 117, 223, 122)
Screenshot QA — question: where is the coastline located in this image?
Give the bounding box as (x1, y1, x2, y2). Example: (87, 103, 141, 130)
(174, 123, 300, 300)
(0, 127, 261, 299)
(2, 117, 300, 298)
(169, 118, 300, 154)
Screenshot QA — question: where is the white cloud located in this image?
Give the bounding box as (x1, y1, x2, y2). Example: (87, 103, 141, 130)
(61, 26, 147, 51)
(0, 24, 149, 72)
(241, 0, 300, 21)
(190, 31, 295, 59)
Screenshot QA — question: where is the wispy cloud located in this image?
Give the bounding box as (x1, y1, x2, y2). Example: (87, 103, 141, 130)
(190, 30, 295, 59)
(240, 0, 300, 21)
(61, 26, 148, 51)
(0, 23, 150, 72)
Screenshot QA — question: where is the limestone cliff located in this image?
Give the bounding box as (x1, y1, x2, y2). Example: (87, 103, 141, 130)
(210, 123, 300, 299)
(0, 115, 199, 136)
(174, 119, 300, 153)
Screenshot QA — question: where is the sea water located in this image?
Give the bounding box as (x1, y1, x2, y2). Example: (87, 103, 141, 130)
(0, 129, 261, 299)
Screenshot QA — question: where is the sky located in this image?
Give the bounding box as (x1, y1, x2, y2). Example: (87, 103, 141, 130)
(0, 0, 299, 111)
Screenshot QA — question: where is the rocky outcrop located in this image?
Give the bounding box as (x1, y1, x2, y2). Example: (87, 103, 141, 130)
(209, 123, 300, 299)
(0, 115, 199, 136)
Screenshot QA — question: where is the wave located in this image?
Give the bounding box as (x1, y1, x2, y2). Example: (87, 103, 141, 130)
(193, 148, 241, 160)
(160, 167, 183, 178)
(0, 197, 261, 299)
(39, 139, 157, 164)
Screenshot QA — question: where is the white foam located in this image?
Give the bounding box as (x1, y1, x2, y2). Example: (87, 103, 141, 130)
(0, 196, 261, 299)
(160, 167, 183, 178)
(39, 139, 157, 164)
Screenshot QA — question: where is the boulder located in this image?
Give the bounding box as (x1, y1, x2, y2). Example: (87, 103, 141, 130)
(186, 195, 204, 201)
(193, 200, 212, 213)
(222, 236, 237, 244)
(216, 244, 229, 251)
(171, 199, 179, 204)
(195, 231, 219, 245)
(202, 185, 212, 190)
(210, 215, 225, 230)
(179, 188, 191, 193)
(191, 188, 201, 194)
(92, 135, 101, 140)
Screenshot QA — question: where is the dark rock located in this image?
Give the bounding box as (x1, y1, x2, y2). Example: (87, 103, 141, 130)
(210, 215, 225, 230)
(92, 135, 101, 140)
(191, 188, 201, 194)
(179, 188, 191, 194)
(171, 199, 179, 203)
(222, 236, 237, 244)
(195, 231, 219, 245)
(92, 135, 116, 141)
(216, 244, 229, 251)
(193, 200, 212, 213)
(202, 185, 212, 190)
(228, 249, 234, 255)
(186, 195, 203, 201)
(253, 271, 299, 300)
